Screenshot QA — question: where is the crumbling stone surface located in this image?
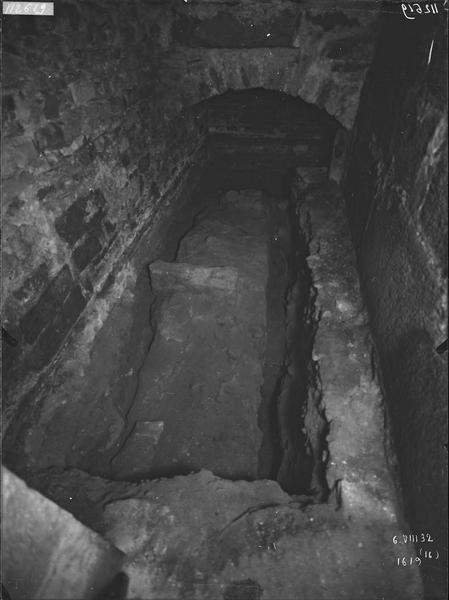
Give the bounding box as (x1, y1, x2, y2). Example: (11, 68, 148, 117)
(2, 166, 206, 479)
(24, 467, 422, 600)
(293, 170, 400, 523)
(343, 13, 447, 599)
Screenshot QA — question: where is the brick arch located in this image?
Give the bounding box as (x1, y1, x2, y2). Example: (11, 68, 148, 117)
(164, 49, 362, 129)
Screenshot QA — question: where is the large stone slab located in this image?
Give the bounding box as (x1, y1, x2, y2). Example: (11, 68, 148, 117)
(1, 466, 124, 600)
(112, 191, 269, 481)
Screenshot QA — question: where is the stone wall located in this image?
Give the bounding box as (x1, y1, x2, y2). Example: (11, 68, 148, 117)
(343, 8, 447, 599)
(1, 1, 208, 416)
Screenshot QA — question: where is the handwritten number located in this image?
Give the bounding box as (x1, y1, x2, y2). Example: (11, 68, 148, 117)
(402, 3, 415, 18)
(402, 2, 440, 18)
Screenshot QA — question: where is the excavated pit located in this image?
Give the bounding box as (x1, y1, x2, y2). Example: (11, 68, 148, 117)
(2, 90, 338, 498)
(74, 90, 338, 494)
(3, 161, 423, 600)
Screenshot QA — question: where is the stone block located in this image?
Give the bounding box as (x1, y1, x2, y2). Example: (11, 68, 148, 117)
(2, 466, 124, 600)
(104, 220, 116, 235)
(138, 153, 150, 172)
(2, 140, 38, 176)
(85, 100, 112, 131)
(20, 265, 73, 345)
(73, 235, 103, 272)
(308, 10, 360, 31)
(77, 137, 97, 166)
(55, 198, 85, 245)
(52, 264, 75, 300)
(55, 189, 106, 247)
(2, 173, 34, 209)
(43, 93, 60, 119)
(35, 123, 65, 152)
(5, 120, 27, 143)
(60, 106, 84, 143)
(62, 285, 87, 323)
(68, 79, 96, 106)
(13, 263, 49, 304)
(27, 285, 87, 371)
(120, 151, 130, 167)
(149, 261, 239, 294)
(30, 314, 69, 371)
(51, 284, 85, 344)
(37, 184, 56, 201)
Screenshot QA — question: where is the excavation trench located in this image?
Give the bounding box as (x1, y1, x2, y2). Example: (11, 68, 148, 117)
(109, 177, 329, 497)
(3, 90, 339, 503)
(3, 162, 425, 600)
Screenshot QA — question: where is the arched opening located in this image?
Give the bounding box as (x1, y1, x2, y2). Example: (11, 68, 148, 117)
(197, 88, 339, 194)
